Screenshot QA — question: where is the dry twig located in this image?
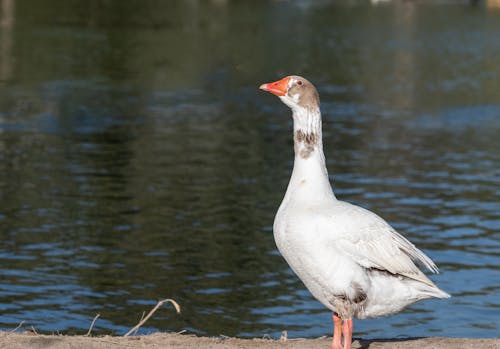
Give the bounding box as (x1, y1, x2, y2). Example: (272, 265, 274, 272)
(131, 311, 146, 336)
(86, 313, 100, 336)
(10, 321, 25, 332)
(124, 298, 181, 337)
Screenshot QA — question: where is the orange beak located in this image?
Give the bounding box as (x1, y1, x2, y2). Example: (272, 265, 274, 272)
(259, 76, 291, 97)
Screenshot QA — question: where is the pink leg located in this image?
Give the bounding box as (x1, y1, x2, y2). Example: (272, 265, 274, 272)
(342, 319, 354, 349)
(331, 313, 342, 349)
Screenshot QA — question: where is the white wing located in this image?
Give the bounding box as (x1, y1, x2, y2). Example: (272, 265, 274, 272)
(319, 201, 439, 286)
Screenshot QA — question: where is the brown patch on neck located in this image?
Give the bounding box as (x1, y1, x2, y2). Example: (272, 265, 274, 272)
(294, 130, 318, 159)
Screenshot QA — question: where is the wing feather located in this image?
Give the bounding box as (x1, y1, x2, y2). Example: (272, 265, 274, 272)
(321, 201, 439, 286)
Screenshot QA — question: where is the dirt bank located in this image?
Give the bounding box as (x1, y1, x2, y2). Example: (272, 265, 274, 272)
(0, 332, 498, 349)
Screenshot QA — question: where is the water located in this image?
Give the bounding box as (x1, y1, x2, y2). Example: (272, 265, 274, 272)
(0, 0, 499, 339)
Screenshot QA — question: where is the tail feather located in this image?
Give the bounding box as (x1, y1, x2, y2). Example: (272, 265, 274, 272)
(420, 283, 451, 299)
(429, 287, 451, 299)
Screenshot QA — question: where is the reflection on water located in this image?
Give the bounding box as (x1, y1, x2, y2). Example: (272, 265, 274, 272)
(0, 0, 499, 339)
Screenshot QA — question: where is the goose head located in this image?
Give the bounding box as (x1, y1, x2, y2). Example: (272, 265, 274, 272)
(259, 75, 320, 112)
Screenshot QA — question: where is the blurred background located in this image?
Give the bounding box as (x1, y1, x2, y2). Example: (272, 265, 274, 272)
(0, 0, 499, 339)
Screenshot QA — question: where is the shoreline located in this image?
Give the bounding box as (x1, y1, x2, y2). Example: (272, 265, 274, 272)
(0, 332, 498, 349)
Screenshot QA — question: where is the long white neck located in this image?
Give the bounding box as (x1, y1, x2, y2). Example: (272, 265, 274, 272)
(292, 106, 323, 159)
(283, 106, 336, 204)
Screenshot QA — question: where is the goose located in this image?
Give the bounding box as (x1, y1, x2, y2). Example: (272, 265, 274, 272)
(259, 76, 450, 349)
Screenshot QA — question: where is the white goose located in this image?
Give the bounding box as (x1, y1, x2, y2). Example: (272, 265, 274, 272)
(259, 76, 450, 349)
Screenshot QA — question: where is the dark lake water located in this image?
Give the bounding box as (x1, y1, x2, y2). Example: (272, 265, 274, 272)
(0, 0, 499, 339)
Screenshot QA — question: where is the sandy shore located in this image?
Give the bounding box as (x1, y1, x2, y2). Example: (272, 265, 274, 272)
(0, 332, 498, 349)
